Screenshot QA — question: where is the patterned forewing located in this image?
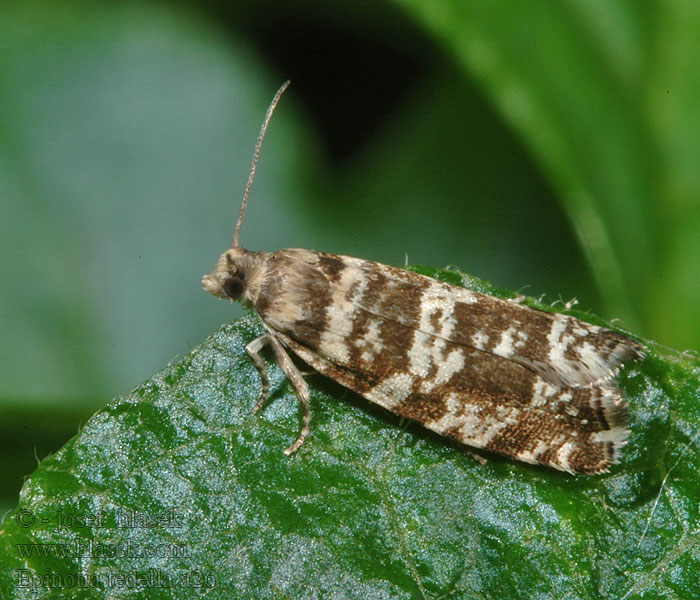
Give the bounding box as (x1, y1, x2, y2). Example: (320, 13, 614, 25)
(256, 250, 642, 473)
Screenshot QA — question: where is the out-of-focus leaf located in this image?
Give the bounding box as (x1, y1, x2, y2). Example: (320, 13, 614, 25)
(319, 70, 599, 313)
(1, 267, 697, 600)
(644, 2, 700, 349)
(0, 0, 310, 402)
(395, 0, 700, 349)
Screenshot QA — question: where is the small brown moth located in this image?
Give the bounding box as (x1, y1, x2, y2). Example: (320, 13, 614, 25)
(202, 81, 644, 474)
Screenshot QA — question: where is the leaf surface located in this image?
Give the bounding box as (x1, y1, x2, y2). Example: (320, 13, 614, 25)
(1, 269, 697, 600)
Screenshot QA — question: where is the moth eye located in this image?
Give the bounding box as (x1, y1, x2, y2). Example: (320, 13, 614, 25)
(222, 274, 245, 300)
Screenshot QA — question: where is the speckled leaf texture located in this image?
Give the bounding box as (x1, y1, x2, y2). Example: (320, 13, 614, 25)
(1, 268, 698, 600)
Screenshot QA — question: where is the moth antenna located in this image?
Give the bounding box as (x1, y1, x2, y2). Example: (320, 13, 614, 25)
(232, 79, 291, 248)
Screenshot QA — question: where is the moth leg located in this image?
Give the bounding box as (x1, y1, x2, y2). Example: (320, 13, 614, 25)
(245, 335, 271, 414)
(267, 335, 311, 456)
(464, 449, 488, 466)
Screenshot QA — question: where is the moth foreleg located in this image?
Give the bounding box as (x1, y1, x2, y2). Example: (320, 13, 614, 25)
(266, 334, 311, 456)
(245, 335, 272, 414)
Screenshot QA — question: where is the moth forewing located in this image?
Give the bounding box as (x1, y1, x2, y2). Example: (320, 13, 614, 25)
(202, 83, 644, 474)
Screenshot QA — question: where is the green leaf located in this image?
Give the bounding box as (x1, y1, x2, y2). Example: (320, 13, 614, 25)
(393, 0, 700, 349)
(0, 0, 312, 403)
(1, 267, 698, 600)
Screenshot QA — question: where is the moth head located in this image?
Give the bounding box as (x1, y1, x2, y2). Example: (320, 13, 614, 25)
(202, 81, 289, 306)
(201, 247, 260, 303)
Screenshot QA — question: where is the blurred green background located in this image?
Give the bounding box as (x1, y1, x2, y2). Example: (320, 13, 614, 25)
(1, 0, 699, 507)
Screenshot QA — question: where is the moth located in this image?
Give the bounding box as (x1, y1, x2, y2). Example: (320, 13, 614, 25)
(202, 81, 644, 474)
